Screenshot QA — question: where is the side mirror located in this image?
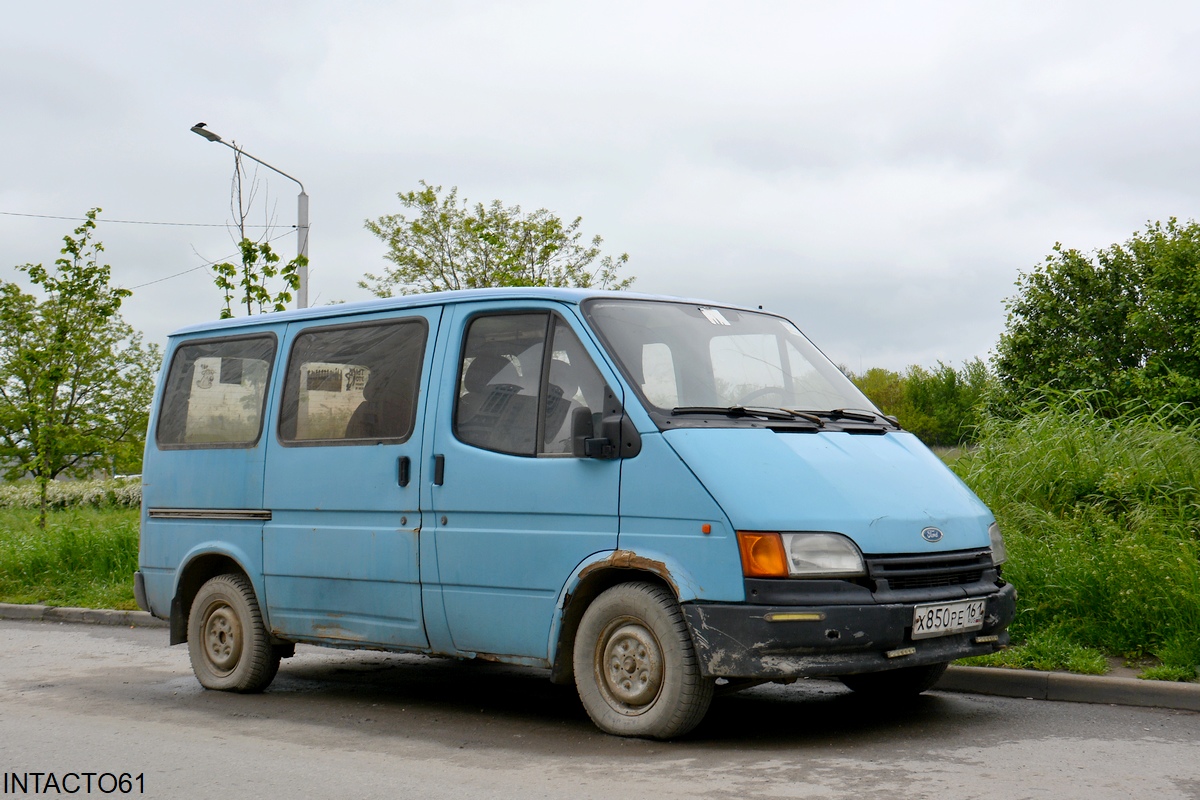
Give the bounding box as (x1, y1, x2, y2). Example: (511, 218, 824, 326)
(571, 408, 608, 458)
(571, 388, 642, 460)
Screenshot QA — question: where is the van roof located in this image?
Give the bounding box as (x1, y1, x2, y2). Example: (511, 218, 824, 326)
(168, 286, 755, 337)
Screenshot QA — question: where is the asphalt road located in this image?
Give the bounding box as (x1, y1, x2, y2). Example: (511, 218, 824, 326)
(1, 619, 1197, 799)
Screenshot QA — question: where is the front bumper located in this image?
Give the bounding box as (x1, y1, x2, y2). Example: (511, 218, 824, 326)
(682, 582, 1017, 679)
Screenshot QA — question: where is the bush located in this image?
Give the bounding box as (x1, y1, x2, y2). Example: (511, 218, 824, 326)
(0, 478, 141, 510)
(851, 359, 993, 447)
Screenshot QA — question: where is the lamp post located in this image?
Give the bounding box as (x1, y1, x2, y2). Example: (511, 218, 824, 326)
(190, 123, 309, 309)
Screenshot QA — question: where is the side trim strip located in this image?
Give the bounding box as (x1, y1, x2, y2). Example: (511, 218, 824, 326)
(147, 508, 272, 521)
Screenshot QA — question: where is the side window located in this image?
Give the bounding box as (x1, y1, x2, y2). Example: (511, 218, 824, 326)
(156, 335, 276, 448)
(278, 319, 426, 445)
(454, 313, 609, 457)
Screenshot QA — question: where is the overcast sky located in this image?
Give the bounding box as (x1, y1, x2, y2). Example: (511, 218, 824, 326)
(3, 1, 1198, 372)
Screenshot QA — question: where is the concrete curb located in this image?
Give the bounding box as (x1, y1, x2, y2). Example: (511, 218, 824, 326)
(937, 664, 1200, 712)
(2, 603, 1196, 712)
(0, 602, 167, 628)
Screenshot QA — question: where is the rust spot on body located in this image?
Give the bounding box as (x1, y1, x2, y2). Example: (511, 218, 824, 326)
(471, 652, 552, 669)
(310, 623, 366, 642)
(579, 549, 678, 595)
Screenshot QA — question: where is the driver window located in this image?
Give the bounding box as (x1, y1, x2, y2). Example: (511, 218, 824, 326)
(455, 313, 547, 456)
(454, 312, 609, 457)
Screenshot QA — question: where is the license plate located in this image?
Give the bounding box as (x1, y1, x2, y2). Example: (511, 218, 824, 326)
(911, 599, 986, 640)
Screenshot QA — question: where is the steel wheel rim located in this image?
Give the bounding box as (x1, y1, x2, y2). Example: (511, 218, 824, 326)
(596, 617, 664, 715)
(202, 602, 243, 675)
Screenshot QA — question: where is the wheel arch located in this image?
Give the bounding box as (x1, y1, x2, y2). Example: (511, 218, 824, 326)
(169, 550, 257, 646)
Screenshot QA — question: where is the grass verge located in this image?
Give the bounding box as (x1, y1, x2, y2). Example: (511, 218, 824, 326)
(0, 508, 139, 610)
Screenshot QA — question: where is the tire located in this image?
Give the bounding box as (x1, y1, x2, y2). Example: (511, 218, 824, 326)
(187, 573, 280, 693)
(573, 582, 713, 739)
(838, 662, 949, 698)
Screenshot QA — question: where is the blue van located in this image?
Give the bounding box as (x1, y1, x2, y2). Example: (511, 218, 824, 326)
(135, 288, 1015, 738)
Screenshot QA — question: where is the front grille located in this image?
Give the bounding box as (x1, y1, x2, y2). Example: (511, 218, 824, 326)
(865, 549, 993, 591)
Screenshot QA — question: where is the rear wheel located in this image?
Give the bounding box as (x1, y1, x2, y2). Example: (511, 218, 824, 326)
(838, 662, 949, 697)
(573, 582, 713, 739)
(188, 573, 280, 693)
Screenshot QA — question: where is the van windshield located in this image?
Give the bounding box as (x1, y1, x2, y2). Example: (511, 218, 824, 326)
(583, 299, 879, 419)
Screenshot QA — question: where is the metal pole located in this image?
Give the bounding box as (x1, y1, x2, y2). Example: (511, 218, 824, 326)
(297, 190, 309, 308)
(190, 124, 309, 309)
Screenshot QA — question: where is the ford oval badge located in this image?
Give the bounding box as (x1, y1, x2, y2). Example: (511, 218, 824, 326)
(921, 527, 944, 543)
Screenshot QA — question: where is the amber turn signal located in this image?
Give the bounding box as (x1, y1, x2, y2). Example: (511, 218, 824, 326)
(737, 531, 788, 578)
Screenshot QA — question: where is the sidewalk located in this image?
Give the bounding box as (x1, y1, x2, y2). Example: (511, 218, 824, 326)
(2, 602, 1197, 712)
(936, 664, 1200, 712)
(0, 600, 167, 629)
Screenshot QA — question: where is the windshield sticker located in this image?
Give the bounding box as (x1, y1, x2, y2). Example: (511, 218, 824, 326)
(699, 307, 731, 326)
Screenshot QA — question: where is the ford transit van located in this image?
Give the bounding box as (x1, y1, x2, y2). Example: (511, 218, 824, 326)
(135, 288, 1015, 738)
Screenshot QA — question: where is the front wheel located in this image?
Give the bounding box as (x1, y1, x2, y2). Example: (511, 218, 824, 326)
(187, 573, 280, 693)
(573, 582, 713, 739)
(838, 662, 949, 698)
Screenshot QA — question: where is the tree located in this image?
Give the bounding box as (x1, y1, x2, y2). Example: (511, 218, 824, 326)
(994, 219, 1200, 413)
(851, 367, 905, 414)
(211, 147, 302, 318)
(213, 238, 302, 319)
(361, 181, 634, 296)
(0, 210, 161, 527)
(901, 359, 992, 445)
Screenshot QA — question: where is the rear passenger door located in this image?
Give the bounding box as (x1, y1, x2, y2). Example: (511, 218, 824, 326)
(262, 308, 440, 648)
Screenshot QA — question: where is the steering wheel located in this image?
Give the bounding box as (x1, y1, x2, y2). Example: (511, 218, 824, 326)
(735, 386, 786, 405)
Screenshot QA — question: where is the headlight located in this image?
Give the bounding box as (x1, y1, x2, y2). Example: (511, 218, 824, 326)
(737, 532, 866, 578)
(988, 522, 1007, 566)
(781, 533, 866, 577)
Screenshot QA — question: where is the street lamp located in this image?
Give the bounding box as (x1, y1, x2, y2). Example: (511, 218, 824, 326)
(190, 123, 310, 309)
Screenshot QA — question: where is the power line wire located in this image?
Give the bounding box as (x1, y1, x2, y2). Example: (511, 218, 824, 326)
(126, 265, 209, 290)
(125, 229, 297, 290)
(3, 212, 305, 290)
(0, 210, 280, 228)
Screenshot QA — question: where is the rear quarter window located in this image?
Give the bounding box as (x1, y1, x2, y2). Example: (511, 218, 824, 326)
(155, 334, 277, 449)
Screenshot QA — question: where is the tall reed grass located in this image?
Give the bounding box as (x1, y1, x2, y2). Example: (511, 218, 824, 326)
(955, 401, 1200, 678)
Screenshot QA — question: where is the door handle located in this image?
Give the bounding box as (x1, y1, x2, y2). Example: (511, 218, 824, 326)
(433, 454, 445, 486)
(398, 456, 411, 487)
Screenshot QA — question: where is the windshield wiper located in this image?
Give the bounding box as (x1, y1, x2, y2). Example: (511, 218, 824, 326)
(672, 405, 806, 422)
(794, 408, 900, 427)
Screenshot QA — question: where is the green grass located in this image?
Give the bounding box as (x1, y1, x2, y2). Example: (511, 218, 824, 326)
(958, 628, 1109, 674)
(0, 508, 139, 610)
(1140, 664, 1199, 681)
(953, 403, 1200, 681)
